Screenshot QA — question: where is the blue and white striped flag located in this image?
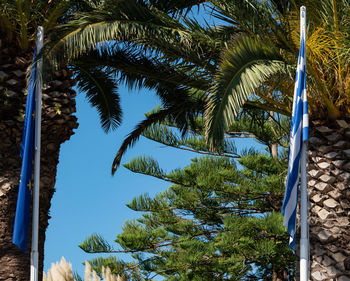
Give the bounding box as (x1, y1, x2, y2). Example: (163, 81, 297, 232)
(281, 31, 308, 251)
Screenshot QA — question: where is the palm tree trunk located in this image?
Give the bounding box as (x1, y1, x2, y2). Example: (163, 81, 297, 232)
(308, 120, 350, 281)
(0, 49, 78, 280)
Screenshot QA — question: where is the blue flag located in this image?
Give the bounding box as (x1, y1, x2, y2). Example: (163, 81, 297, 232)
(12, 47, 39, 252)
(281, 32, 308, 251)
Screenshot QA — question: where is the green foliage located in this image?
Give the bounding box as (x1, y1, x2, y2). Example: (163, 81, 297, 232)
(85, 256, 142, 281)
(205, 36, 289, 148)
(6, 0, 350, 162)
(0, 0, 97, 50)
(70, 62, 122, 132)
(81, 116, 295, 280)
(0, 0, 125, 133)
(59, 0, 350, 155)
(1, 0, 208, 135)
(79, 233, 113, 253)
(112, 92, 206, 174)
(123, 156, 166, 180)
(228, 105, 290, 146)
(89, 0, 292, 167)
(205, 0, 350, 144)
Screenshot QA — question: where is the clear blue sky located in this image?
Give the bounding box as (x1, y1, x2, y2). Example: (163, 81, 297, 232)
(43, 84, 262, 276)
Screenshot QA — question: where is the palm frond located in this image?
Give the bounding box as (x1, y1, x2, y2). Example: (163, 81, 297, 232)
(71, 62, 122, 133)
(42, 0, 72, 33)
(78, 46, 210, 91)
(112, 108, 172, 175)
(45, 1, 194, 64)
(205, 36, 288, 148)
(146, 0, 207, 15)
(16, 0, 29, 50)
(112, 94, 205, 174)
(210, 0, 289, 42)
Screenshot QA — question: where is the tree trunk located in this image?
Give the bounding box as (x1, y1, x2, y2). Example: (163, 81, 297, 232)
(271, 143, 278, 160)
(269, 111, 278, 160)
(308, 120, 350, 281)
(271, 269, 285, 281)
(0, 48, 78, 280)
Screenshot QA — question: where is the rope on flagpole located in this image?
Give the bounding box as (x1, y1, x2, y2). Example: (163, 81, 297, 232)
(30, 26, 43, 281)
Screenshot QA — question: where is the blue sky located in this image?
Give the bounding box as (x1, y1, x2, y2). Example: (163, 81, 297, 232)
(43, 84, 262, 276)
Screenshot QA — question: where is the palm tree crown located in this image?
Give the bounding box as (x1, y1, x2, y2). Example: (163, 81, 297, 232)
(1, 0, 122, 132)
(204, 0, 350, 146)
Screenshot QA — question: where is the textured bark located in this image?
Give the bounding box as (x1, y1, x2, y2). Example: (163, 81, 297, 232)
(0, 47, 78, 280)
(308, 120, 350, 281)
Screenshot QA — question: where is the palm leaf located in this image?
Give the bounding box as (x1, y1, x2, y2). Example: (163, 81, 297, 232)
(149, 0, 206, 14)
(112, 108, 172, 175)
(112, 95, 205, 174)
(205, 36, 288, 148)
(45, 0, 193, 64)
(76, 46, 210, 91)
(71, 62, 122, 132)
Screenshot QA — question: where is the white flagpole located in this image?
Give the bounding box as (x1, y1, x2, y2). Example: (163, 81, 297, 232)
(30, 26, 44, 281)
(299, 6, 309, 281)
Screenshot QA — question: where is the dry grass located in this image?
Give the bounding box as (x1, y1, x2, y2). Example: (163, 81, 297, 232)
(43, 257, 126, 281)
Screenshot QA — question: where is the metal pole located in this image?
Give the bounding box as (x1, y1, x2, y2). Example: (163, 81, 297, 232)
(30, 26, 44, 281)
(299, 6, 309, 281)
(300, 143, 309, 281)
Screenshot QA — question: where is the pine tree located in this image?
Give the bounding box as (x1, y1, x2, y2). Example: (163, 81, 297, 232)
(79, 110, 295, 280)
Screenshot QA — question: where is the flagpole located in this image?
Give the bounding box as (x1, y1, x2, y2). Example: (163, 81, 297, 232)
(299, 6, 309, 281)
(300, 143, 309, 280)
(30, 26, 44, 281)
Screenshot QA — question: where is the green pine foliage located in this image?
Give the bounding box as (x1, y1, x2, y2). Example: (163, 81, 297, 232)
(80, 113, 295, 280)
(227, 106, 290, 151)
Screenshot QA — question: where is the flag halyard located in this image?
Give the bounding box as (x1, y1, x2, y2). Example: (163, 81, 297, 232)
(282, 31, 308, 251)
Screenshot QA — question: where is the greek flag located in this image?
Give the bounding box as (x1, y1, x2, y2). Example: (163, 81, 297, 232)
(12, 46, 40, 252)
(281, 32, 308, 251)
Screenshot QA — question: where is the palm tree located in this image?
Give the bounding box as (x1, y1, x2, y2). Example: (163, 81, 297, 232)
(0, 1, 122, 280)
(204, 1, 350, 280)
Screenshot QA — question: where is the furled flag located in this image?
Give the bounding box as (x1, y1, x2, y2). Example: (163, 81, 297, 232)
(12, 47, 40, 252)
(281, 29, 308, 251)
